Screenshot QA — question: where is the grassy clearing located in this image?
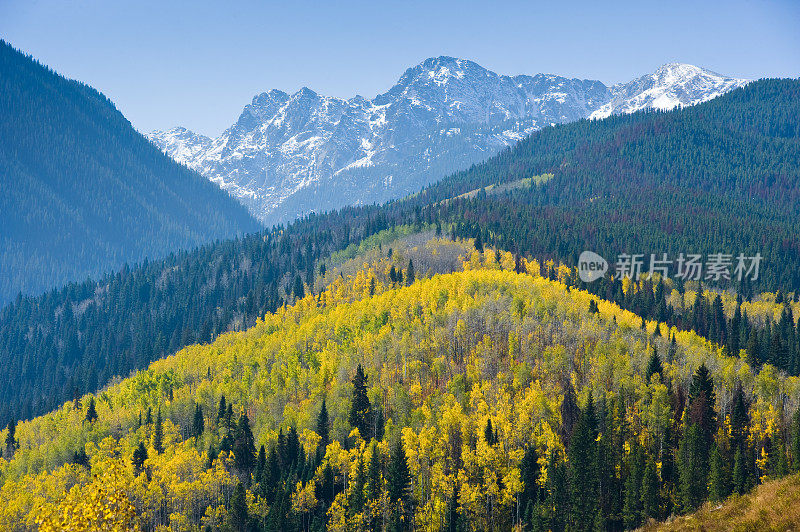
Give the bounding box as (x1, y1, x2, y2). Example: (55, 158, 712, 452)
(643, 473, 800, 532)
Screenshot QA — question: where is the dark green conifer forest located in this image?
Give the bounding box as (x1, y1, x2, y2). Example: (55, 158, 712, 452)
(0, 39, 260, 304)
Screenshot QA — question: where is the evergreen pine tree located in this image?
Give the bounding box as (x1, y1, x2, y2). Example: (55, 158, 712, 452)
(484, 418, 496, 446)
(688, 364, 717, 445)
(193, 403, 204, 439)
(349, 455, 367, 522)
(678, 423, 706, 512)
(623, 443, 643, 529)
(667, 334, 677, 363)
(520, 445, 541, 517)
(374, 406, 385, 442)
(443, 484, 464, 532)
(254, 445, 267, 496)
(207, 443, 218, 470)
(367, 441, 383, 531)
(769, 432, 788, 478)
(730, 384, 750, 452)
(349, 364, 372, 440)
(792, 409, 800, 472)
(4, 420, 17, 459)
(729, 304, 742, 356)
(545, 449, 568, 532)
(218, 395, 227, 424)
(733, 444, 748, 495)
(132, 442, 148, 475)
(388, 438, 412, 531)
(709, 443, 731, 502)
(746, 333, 760, 367)
(85, 397, 98, 423)
(646, 346, 663, 381)
(233, 413, 257, 480)
(569, 396, 598, 531)
(317, 398, 330, 455)
(292, 274, 305, 300)
(153, 408, 164, 454)
(641, 459, 660, 521)
(229, 482, 249, 532)
(406, 259, 415, 286)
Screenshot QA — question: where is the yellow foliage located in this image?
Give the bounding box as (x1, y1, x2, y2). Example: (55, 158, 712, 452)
(1, 244, 798, 531)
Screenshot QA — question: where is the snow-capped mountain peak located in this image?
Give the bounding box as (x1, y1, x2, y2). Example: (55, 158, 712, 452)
(148, 59, 748, 225)
(148, 127, 212, 167)
(589, 62, 748, 119)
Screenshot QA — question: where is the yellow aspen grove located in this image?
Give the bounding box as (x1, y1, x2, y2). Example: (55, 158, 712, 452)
(0, 247, 797, 531)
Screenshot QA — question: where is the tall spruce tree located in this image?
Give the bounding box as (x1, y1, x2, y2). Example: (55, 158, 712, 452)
(623, 442, 644, 529)
(233, 412, 257, 481)
(218, 395, 227, 424)
(85, 397, 98, 423)
(229, 482, 249, 532)
(792, 408, 800, 472)
(646, 346, 663, 381)
(192, 403, 204, 439)
(4, 420, 17, 459)
(688, 364, 717, 445)
(545, 449, 568, 532)
(317, 398, 330, 455)
(132, 442, 148, 475)
(406, 259, 415, 286)
(367, 441, 384, 532)
(374, 406, 386, 442)
(568, 396, 598, 531)
(388, 438, 413, 531)
(733, 444, 748, 495)
(709, 443, 731, 502)
(349, 364, 372, 440)
(520, 445, 541, 520)
(678, 423, 707, 512)
(641, 458, 660, 521)
(153, 408, 164, 454)
(349, 455, 367, 522)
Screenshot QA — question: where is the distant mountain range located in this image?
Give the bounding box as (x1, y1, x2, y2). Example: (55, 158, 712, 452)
(149, 57, 747, 225)
(0, 40, 260, 304)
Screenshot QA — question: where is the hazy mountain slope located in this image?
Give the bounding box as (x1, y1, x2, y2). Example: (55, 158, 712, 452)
(149, 58, 746, 225)
(0, 40, 261, 304)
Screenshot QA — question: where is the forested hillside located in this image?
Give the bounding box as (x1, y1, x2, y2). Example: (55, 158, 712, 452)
(429, 79, 800, 291)
(0, 40, 260, 304)
(1, 78, 798, 429)
(1, 248, 799, 531)
(0, 208, 385, 424)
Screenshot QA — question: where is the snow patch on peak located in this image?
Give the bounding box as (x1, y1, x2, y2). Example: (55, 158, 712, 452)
(147, 127, 212, 167)
(589, 63, 748, 120)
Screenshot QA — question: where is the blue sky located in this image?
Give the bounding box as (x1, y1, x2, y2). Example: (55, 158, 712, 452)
(2, 0, 798, 137)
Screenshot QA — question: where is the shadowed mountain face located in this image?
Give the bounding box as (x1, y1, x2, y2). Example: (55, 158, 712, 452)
(149, 57, 746, 225)
(0, 40, 261, 304)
